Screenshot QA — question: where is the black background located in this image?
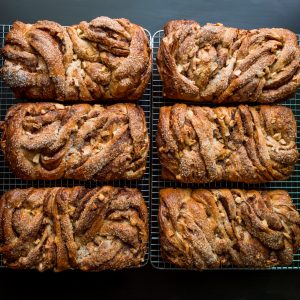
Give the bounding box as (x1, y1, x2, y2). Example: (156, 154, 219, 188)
(1, 0, 300, 299)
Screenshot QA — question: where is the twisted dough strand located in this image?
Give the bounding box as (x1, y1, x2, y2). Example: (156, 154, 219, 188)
(0, 103, 149, 180)
(0, 186, 148, 271)
(157, 104, 298, 183)
(157, 20, 300, 103)
(0, 17, 152, 101)
(159, 188, 300, 269)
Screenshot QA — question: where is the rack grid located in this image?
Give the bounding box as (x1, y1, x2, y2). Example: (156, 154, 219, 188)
(150, 30, 300, 270)
(0, 25, 152, 269)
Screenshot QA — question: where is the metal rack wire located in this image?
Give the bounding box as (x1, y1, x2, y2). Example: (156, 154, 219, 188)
(0, 25, 152, 268)
(150, 30, 300, 270)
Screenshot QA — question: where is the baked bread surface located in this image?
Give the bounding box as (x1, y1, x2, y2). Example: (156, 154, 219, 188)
(157, 104, 298, 183)
(0, 186, 148, 271)
(157, 20, 300, 103)
(159, 188, 300, 269)
(0, 17, 151, 101)
(0, 102, 149, 180)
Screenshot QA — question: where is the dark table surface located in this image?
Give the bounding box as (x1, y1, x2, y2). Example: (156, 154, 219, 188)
(1, 0, 300, 299)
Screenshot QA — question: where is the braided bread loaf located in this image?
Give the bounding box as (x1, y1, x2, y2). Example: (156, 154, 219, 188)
(159, 188, 300, 269)
(157, 104, 298, 183)
(0, 186, 148, 271)
(0, 102, 149, 180)
(157, 20, 300, 103)
(0, 17, 151, 101)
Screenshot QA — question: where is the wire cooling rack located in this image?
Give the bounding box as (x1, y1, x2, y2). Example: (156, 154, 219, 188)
(0, 25, 152, 269)
(150, 30, 300, 270)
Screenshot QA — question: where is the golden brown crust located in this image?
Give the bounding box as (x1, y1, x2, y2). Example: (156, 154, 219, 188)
(157, 20, 300, 103)
(157, 104, 298, 183)
(0, 17, 152, 101)
(159, 188, 300, 269)
(0, 102, 149, 180)
(0, 186, 148, 271)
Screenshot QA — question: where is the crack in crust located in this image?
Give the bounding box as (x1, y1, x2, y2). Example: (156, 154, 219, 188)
(159, 188, 300, 269)
(0, 17, 152, 101)
(157, 104, 298, 183)
(157, 20, 300, 103)
(0, 102, 149, 180)
(0, 186, 148, 271)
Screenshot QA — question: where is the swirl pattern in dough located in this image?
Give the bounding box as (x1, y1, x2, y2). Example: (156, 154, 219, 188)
(159, 188, 300, 269)
(0, 17, 152, 101)
(157, 20, 300, 103)
(0, 186, 148, 271)
(0, 102, 149, 180)
(157, 104, 298, 183)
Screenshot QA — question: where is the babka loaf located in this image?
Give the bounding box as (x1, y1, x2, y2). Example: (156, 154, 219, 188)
(0, 17, 151, 101)
(0, 186, 148, 271)
(0, 102, 149, 180)
(157, 20, 300, 103)
(157, 104, 298, 183)
(159, 188, 300, 269)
